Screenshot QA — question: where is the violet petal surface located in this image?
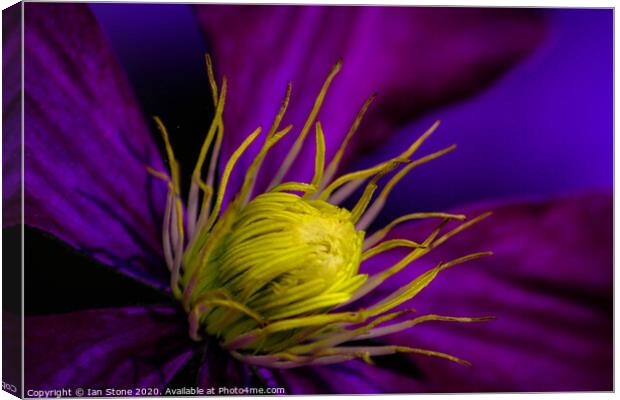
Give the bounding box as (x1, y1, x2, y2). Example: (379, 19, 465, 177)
(23, 3, 169, 289)
(25, 306, 195, 392)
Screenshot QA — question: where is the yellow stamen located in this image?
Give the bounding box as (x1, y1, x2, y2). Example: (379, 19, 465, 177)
(269, 59, 342, 188)
(205, 54, 219, 106)
(318, 156, 408, 201)
(357, 314, 495, 341)
(192, 79, 227, 180)
(322, 94, 376, 187)
(350, 159, 406, 223)
(270, 182, 318, 194)
(304, 122, 326, 197)
(187, 79, 227, 235)
(357, 144, 457, 230)
(365, 252, 493, 317)
(362, 239, 425, 261)
(364, 212, 466, 250)
(238, 83, 293, 204)
(153, 116, 181, 194)
(432, 212, 493, 248)
(205, 127, 262, 231)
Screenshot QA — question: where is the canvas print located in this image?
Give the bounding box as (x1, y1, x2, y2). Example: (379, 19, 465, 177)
(2, 2, 613, 397)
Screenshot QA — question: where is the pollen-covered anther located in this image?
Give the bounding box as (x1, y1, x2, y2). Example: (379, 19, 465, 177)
(152, 55, 493, 368)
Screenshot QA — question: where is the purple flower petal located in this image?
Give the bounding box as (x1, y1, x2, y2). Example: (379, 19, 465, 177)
(25, 306, 195, 392)
(23, 3, 169, 289)
(195, 5, 545, 192)
(196, 340, 254, 389)
(359, 192, 612, 391)
(3, 3, 22, 227)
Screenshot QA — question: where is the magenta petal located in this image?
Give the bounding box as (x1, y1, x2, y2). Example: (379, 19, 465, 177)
(195, 5, 545, 191)
(25, 306, 195, 392)
(23, 3, 169, 288)
(360, 192, 612, 392)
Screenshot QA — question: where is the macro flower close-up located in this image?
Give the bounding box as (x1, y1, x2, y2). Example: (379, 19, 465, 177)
(2, 2, 612, 396)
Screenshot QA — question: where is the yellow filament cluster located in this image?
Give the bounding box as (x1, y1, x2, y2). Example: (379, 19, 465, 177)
(150, 55, 492, 369)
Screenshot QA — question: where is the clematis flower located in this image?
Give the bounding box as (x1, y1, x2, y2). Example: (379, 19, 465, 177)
(4, 2, 611, 395)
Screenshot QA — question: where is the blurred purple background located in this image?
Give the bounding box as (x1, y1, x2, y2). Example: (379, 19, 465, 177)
(365, 8, 613, 220)
(91, 5, 612, 219)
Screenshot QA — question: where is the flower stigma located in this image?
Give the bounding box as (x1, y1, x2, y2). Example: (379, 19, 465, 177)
(150, 55, 493, 369)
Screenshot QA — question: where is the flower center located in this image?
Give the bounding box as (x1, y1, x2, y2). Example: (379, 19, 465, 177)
(187, 192, 365, 345)
(151, 55, 492, 368)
